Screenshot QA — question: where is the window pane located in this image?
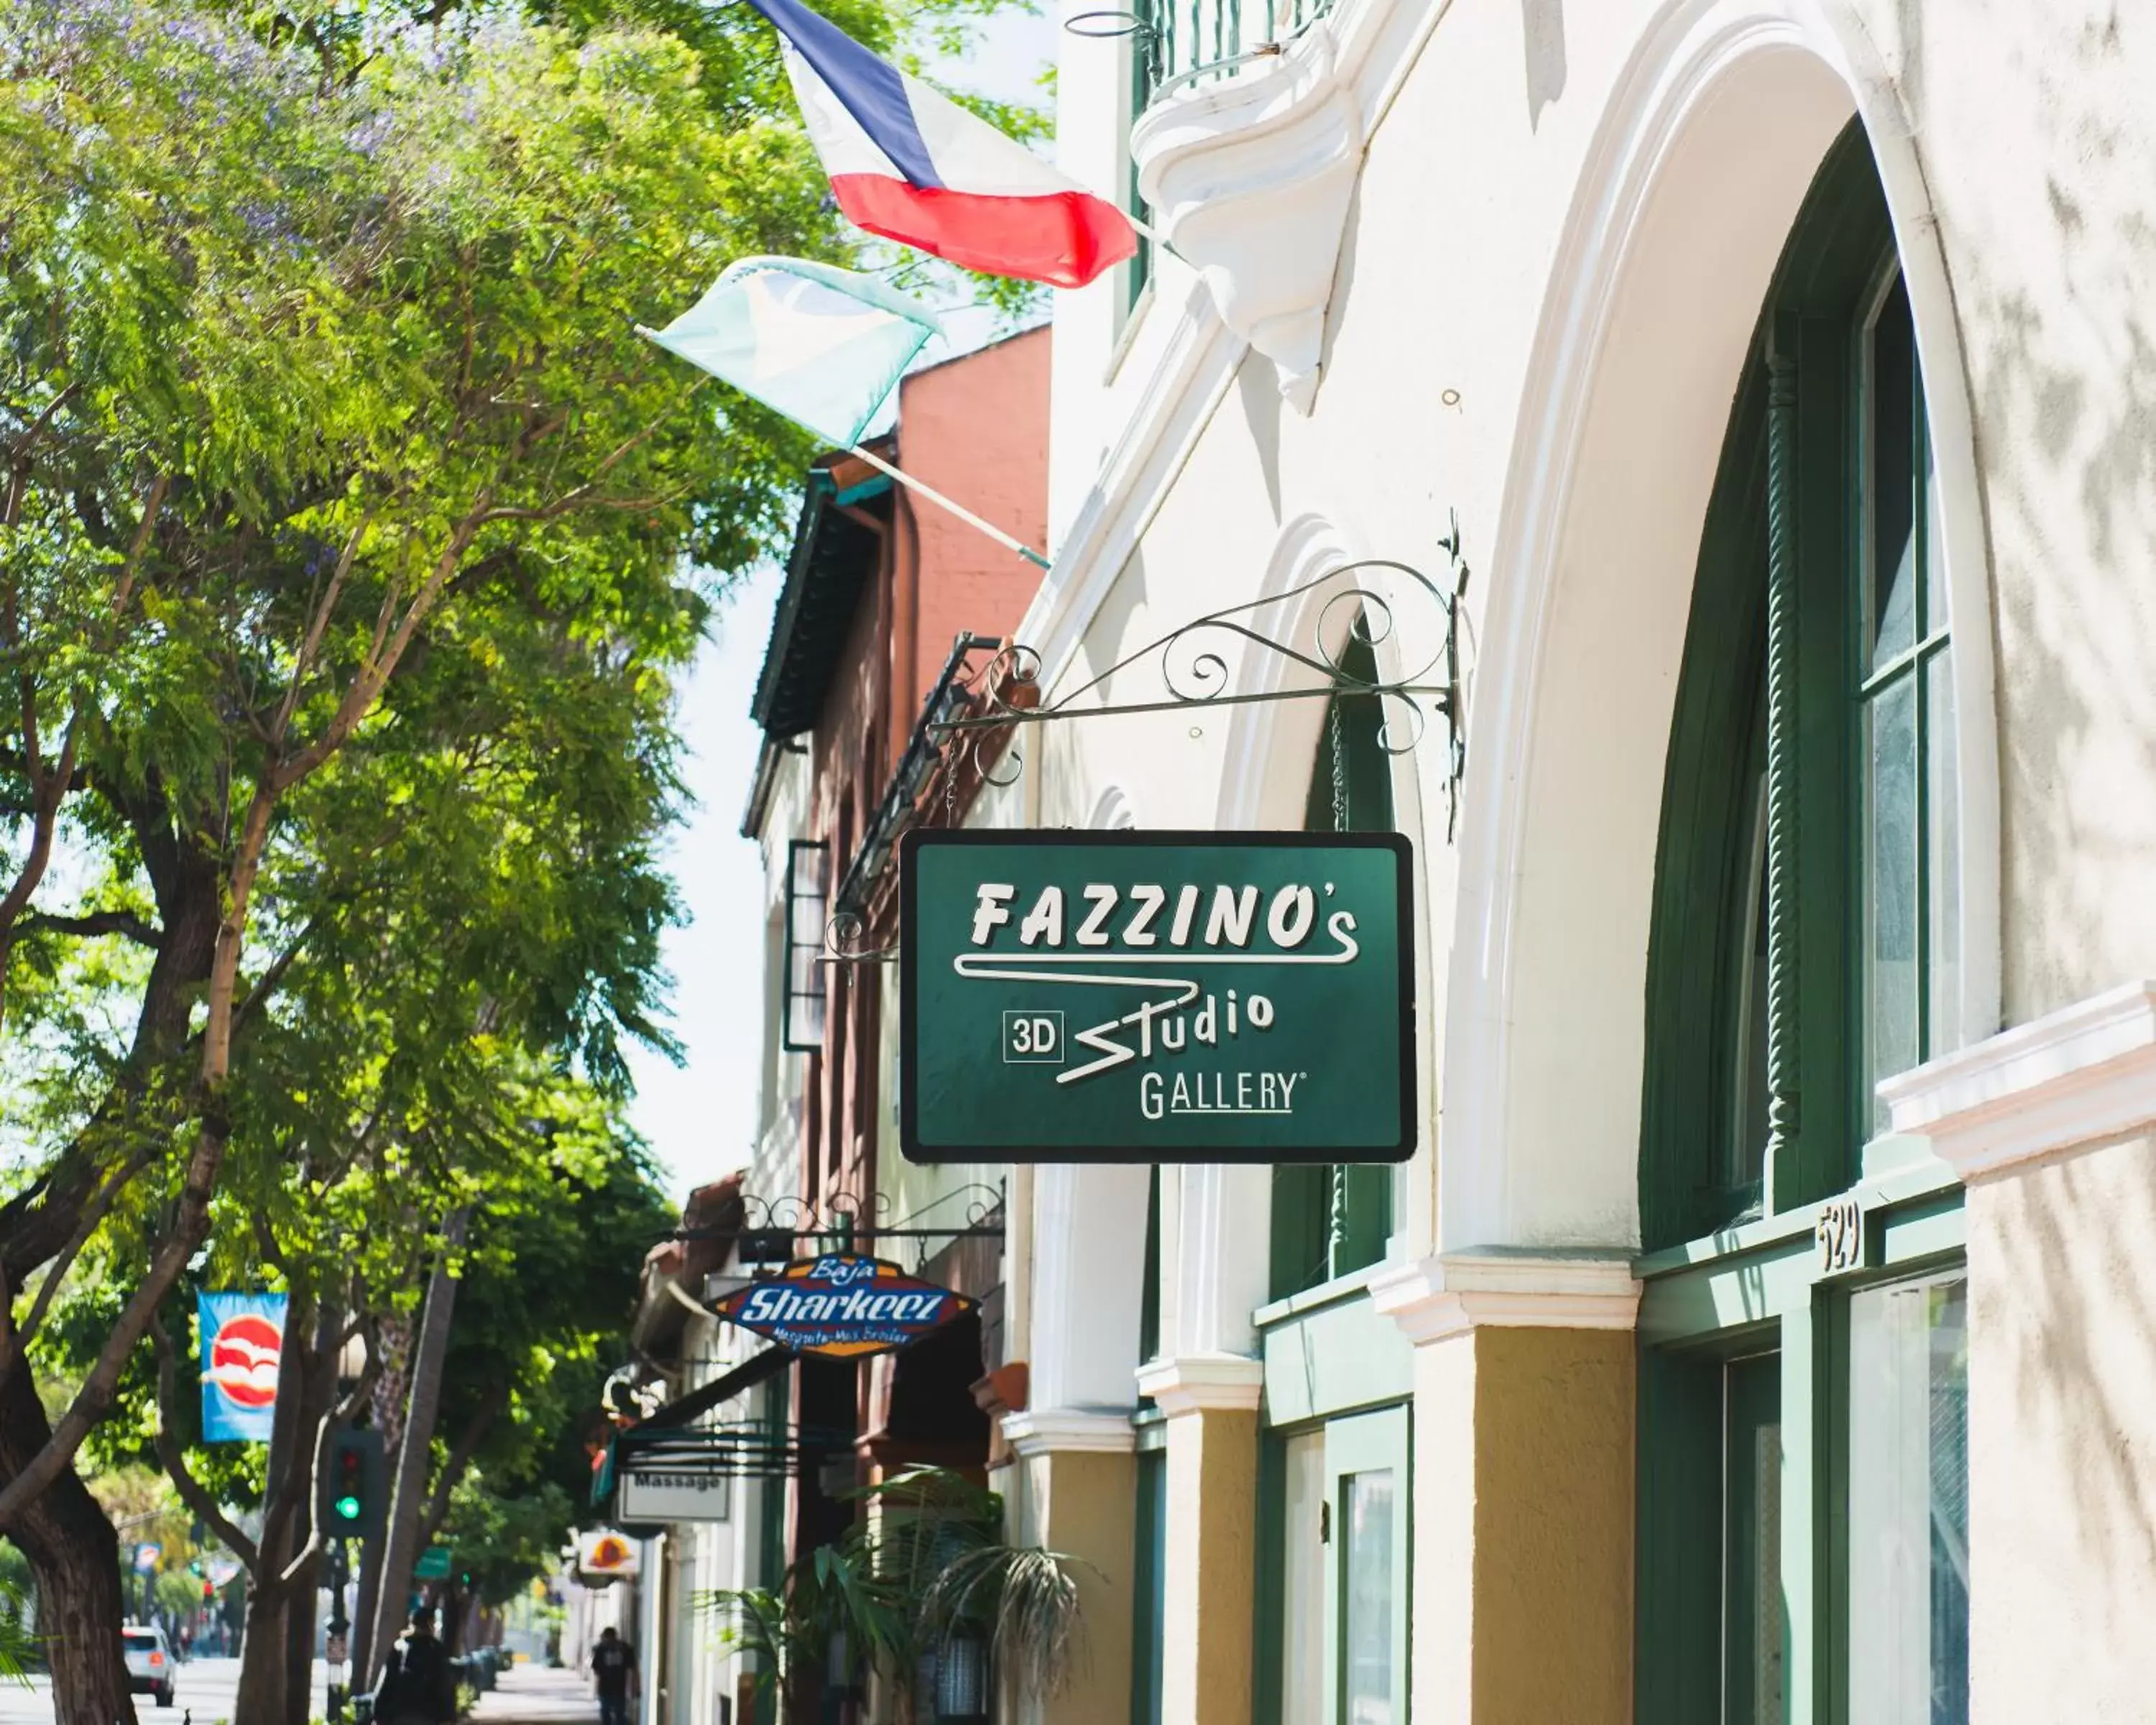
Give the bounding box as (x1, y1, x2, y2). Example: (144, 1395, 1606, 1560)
(1725, 1355, 1784, 1725)
(1866, 676, 1920, 1133)
(1922, 377, 1945, 638)
(1341, 1468, 1396, 1725)
(1871, 277, 1919, 671)
(1280, 1434, 1325, 1725)
(1849, 1276, 1971, 1725)
(1926, 652, 1959, 1057)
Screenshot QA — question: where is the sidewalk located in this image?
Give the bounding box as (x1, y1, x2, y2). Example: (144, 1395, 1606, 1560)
(468, 1661, 603, 1723)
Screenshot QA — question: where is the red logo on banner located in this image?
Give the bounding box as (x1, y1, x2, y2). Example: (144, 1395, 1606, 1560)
(206, 1313, 282, 1409)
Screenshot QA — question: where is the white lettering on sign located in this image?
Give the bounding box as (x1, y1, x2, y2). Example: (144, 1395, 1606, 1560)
(971, 884, 1016, 944)
(952, 873, 1376, 1098)
(1141, 1070, 1306, 1118)
(1124, 885, 1166, 946)
(737, 1284, 952, 1327)
(972, 882, 1337, 954)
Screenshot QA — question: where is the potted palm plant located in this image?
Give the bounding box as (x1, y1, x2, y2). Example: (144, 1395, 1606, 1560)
(703, 1466, 1092, 1724)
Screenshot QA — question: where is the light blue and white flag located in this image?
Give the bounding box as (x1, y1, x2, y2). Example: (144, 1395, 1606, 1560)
(639, 256, 939, 449)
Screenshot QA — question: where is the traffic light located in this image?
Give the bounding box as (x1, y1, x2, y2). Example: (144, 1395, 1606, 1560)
(321, 1425, 385, 1539)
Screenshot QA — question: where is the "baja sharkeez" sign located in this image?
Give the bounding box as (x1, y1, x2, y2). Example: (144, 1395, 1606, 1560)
(710, 1252, 975, 1358)
(900, 829, 1415, 1164)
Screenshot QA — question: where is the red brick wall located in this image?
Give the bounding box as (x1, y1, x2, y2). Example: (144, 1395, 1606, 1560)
(893, 326, 1051, 723)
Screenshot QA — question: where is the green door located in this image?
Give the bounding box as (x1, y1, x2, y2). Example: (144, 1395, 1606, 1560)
(1325, 1407, 1410, 1725)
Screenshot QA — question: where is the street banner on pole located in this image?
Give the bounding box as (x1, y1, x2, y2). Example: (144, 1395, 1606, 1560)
(198, 1291, 287, 1443)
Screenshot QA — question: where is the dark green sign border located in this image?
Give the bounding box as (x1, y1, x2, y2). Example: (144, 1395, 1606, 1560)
(899, 829, 1416, 1164)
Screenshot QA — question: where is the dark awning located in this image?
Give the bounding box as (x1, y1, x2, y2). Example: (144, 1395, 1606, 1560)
(750, 454, 892, 739)
(638, 1343, 794, 1432)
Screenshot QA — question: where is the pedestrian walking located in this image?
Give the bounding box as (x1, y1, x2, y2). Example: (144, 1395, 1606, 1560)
(591, 1625, 640, 1725)
(382, 1606, 455, 1725)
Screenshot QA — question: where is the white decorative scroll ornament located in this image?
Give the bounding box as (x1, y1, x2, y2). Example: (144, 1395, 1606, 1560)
(1130, 22, 1363, 411)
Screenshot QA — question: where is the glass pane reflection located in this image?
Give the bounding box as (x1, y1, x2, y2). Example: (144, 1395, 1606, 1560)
(1849, 1276, 1971, 1725)
(1342, 1469, 1396, 1725)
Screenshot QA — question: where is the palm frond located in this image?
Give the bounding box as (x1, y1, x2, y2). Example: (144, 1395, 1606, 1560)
(923, 1542, 1098, 1698)
(0, 1578, 36, 1685)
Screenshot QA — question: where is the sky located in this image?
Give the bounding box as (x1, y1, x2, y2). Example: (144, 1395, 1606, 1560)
(623, 6, 1061, 1203)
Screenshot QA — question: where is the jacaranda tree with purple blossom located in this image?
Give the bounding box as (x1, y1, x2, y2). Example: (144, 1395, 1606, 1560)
(0, 0, 938, 1715)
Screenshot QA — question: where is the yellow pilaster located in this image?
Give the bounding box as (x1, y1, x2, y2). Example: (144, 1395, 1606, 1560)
(1003, 1411, 1139, 1725)
(1375, 1253, 1639, 1725)
(1137, 1354, 1266, 1725)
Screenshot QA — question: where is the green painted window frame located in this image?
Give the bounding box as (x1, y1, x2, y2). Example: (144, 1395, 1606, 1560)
(1272, 630, 1396, 1301)
(1636, 122, 1971, 1725)
(1253, 1403, 1413, 1725)
(1131, 1442, 1169, 1725)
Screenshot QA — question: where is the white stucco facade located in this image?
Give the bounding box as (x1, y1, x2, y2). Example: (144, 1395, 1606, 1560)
(1001, 1, 2156, 1720)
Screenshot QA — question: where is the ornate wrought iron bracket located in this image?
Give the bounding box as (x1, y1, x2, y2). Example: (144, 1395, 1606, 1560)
(672, 1184, 1006, 1259)
(929, 527, 1473, 836)
(802, 529, 1472, 970)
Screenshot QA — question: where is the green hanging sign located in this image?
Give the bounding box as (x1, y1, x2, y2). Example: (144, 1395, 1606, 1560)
(900, 829, 1416, 1164)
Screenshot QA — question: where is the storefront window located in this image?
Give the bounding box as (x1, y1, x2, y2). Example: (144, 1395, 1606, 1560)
(1341, 1468, 1398, 1725)
(1848, 1276, 1970, 1725)
(1859, 272, 1955, 1136)
(1639, 122, 1970, 1725)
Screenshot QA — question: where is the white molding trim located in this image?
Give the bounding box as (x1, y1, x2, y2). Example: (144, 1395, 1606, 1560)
(1002, 1408, 1139, 1459)
(1880, 982, 2156, 1182)
(1369, 1251, 1641, 1346)
(1022, 0, 1454, 693)
(1133, 27, 1363, 408)
(1135, 1352, 1266, 1415)
(1439, 0, 2003, 1254)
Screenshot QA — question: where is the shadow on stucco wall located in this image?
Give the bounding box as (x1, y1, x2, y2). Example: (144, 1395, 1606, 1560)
(1925, 0, 2156, 1022)
(1522, 0, 1566, 132)
(1976, 1141, 2156, 1638)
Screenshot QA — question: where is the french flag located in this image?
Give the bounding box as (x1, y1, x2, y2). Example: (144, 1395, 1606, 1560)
(746, 0, 1138, 290)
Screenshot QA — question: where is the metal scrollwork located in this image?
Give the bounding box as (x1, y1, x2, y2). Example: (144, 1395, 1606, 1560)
(929, 524, 1474, 837)
(701, 1184, 1005, 1254)
(821, 910, 895, 968)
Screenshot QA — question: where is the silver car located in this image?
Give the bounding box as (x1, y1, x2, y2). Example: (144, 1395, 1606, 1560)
(121, 1626, 176, 1708)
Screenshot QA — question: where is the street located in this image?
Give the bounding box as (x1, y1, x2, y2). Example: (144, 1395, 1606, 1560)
(0, 1657, 598, 1725)
(0, 1657, 324, 1724)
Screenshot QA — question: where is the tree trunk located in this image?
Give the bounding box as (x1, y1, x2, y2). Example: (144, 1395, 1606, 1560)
(365, 1213, 466, 1690)
(231, 1297, 310, 1725)
(0, 1355, 134, 1725)
(231, 1294, 338, 1725)
(349, 1309, 414, 1687)
(283, 1543, 322, 1725)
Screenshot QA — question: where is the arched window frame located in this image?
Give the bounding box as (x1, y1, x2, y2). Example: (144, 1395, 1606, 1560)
(1636, 123, 1973, 1725)
(1641, 124, 1961, 1250)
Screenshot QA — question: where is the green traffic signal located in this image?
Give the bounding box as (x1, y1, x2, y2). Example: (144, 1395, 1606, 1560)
(334, 1494, 362, 1523)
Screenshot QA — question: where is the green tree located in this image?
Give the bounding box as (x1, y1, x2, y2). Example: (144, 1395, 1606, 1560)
(0, 1, 825, 1716)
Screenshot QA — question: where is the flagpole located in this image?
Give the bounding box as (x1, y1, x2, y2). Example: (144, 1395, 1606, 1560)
(845, 442, 1051, 571)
